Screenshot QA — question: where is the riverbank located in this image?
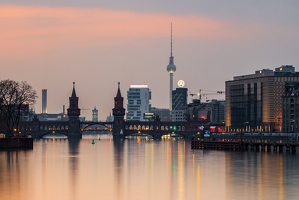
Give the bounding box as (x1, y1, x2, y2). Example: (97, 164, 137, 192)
(0, 138, 33, 149)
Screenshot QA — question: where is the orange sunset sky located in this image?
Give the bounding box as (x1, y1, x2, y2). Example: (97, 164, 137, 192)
(1, 1, 299, 120)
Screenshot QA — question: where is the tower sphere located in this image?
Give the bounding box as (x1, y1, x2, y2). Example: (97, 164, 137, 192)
(167, 62, 176, 73)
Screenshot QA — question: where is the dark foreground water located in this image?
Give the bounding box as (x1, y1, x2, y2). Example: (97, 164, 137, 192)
(1, 134, 299, 200)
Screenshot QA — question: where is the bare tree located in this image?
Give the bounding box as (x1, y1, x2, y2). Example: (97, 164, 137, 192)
(0, 79, 37, 136)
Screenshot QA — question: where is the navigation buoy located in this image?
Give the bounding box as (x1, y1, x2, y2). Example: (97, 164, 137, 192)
(92, 139, 95, 145)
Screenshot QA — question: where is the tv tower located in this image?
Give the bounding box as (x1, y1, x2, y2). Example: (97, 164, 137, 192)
(166, 23, 176, 111)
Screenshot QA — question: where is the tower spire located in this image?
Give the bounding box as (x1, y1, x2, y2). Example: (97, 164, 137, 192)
(71, 82, 77, 97)
(170, 23, 173, 57)
(116, 82, 122, 98)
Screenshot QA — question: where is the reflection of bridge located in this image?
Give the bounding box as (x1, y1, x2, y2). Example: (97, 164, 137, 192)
(20, 82, 221, 139)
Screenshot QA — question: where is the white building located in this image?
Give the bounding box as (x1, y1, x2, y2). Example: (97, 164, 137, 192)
(127, 85, 152, 121)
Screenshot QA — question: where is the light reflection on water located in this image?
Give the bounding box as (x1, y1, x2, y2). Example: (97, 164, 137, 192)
(0, 134, 299, 200)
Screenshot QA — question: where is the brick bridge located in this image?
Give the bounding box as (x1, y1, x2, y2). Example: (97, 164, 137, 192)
(20, 82, 221, 139)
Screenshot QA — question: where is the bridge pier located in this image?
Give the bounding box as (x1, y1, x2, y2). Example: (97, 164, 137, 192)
(152, 134, 162, 140)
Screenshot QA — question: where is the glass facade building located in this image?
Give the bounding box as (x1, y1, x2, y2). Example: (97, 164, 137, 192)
(225, 65, 299, 133)
(126, 85, 152, 121)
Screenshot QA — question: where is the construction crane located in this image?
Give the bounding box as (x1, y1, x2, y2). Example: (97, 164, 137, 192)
(189, 90, 201, 100)
(201, 91, 225, 102)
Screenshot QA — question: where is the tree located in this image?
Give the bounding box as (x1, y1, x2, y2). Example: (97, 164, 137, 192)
(0, 79, 37, 136)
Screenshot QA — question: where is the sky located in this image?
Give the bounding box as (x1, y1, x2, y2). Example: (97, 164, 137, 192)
(1, 1, 299, 120)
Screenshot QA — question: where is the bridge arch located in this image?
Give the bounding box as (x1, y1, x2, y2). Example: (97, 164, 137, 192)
(81, 122, 113, 133)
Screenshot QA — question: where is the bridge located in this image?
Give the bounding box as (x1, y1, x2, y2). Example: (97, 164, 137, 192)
(20, 82, 217, 139)
(81, 122, 112, 133)
(20, 116, 113, 139)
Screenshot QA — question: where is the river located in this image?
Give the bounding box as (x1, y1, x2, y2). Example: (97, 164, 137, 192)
(1, 134, 299, 200)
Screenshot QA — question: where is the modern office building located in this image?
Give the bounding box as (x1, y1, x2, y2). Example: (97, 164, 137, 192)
(171, 87, 188, 121)
(225, 65, 299, 133)
(172, 87, 188, 110)
(210, 100, 225, 124)
(42, 89, 47, 113)
(166, 24, 176, 111)
(126, 85, 152, 121)
(282, 82, 299, 133)
(186, 100, 212, 122)
(92, 107, 98, 122)
(150, 107, 170, 121)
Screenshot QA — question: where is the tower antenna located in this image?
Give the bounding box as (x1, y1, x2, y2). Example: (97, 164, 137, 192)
(170, 23, 173, 57)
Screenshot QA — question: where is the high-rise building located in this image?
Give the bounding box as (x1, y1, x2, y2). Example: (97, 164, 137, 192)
(166, 23, 176, 111)
(171, 86, 188, 121)
(126, 85, 151, 121)
(42, 89, 47, 114)
(225, 65, 299, 133)
(92, 107, 98, 122)
(172, 87, 188, 110)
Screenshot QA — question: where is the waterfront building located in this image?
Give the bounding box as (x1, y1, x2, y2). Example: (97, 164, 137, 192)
(92, 107, 98, 122)
(225, 65, 299, 133)
(185, 98, 225, 125)
(126, 85, 152, 121)
(42, 89, 47, 114)
(166, 23, 176, 111)
(35, 113, 68, 121)
(36, 105, 68, 121)
(186, 99, 212, 122)
(210, 99, 225, 124)
(282, 82, 299, 133)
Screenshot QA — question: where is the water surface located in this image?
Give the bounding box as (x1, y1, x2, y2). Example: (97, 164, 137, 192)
(1, 134, 299, 200)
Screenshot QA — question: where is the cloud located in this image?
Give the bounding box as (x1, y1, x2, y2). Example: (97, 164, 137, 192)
(0, 5, 245, 61)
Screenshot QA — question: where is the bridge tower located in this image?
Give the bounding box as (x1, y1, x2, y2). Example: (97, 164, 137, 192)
(67, 82, 82, 139)
(112, 82, 126, 139)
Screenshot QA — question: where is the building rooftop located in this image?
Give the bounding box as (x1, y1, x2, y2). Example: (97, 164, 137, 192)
(130, 85, 148, 88)
(232, 65, 297, 81)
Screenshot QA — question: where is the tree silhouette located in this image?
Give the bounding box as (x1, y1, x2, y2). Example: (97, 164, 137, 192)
(0, 79, 37, 136)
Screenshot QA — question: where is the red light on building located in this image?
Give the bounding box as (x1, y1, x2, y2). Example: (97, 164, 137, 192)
(210, 126, 216, 132)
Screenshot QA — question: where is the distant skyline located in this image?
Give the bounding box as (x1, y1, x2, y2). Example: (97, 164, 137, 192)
(1, 1, 299, 120)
